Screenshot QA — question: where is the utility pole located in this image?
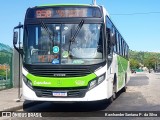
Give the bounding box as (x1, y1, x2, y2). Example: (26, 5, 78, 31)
(93, 0, 97, 5)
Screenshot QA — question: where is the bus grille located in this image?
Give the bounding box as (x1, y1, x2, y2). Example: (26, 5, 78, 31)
(34, 89, 87, 98)
(25, 66, 92, 77)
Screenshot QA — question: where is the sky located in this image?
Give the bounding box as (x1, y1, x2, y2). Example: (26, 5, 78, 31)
(0, 0, 160, 52)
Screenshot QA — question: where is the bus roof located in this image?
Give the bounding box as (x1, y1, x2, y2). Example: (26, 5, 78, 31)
(37, 4, 92, 7)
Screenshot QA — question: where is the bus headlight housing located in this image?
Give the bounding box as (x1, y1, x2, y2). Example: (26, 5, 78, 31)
(89, 80, 97, 89)
(98, 75, 105, 84)
(23, 75, 33, 90)
(89, 73, 106, 90)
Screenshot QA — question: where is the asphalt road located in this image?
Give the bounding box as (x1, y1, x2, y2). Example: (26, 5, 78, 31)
(6, 72, 160, 120)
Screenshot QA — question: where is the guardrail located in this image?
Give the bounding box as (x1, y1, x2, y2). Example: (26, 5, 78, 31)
(0, 79, 12, 90)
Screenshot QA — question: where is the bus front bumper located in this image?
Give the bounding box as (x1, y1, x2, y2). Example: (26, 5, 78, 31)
(22, 79, 109, 102)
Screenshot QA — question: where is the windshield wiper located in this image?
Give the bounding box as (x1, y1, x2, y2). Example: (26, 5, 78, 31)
(40, 21, 52, 41)
(68, 19, 84, 55)
(70, 19, 84, 42)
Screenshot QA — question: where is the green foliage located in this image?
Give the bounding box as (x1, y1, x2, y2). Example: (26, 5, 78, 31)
(0, 51, 12, 78)
(0, 70, 6, 76)
(129, 50, 160, 69)
(129, 58, 140, 69)
(0, 52, 12, 65)
(144, 57, 156, 69)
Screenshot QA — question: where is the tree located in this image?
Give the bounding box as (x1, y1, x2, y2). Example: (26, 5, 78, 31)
(129, 59, 140, 69)
(144, 57, 157, 69)
(129, 50, 160, 70)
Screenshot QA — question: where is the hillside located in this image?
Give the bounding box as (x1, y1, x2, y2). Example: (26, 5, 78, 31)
(0, 43, 12, 53)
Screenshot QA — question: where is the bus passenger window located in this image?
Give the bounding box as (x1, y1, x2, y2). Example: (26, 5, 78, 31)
(114, 30, 117, 52)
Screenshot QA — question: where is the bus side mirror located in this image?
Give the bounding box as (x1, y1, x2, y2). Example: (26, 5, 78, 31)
(13, 31, 18, 45)
(13, 23, 23, 55)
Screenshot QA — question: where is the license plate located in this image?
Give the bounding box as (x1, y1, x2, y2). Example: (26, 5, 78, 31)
(53, 92, 67, 97)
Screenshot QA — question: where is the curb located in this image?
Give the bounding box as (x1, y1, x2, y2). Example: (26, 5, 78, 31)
(3, 105, 23, 112)
(2, 101, 44, 112)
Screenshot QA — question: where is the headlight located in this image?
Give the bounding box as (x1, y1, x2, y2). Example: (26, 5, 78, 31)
(23, 75, 33, 90)
(89, 73, 106, 90)
(23, 75, 27, 83)
(89, 80, 97, 89)
(98, 75, 105, 84)
(28, 80, 33, 89)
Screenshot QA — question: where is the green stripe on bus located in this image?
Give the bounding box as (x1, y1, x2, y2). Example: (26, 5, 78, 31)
(26, 73, 96, 88)
(38, 4, 90, 7)
(117, 56, 128, 89)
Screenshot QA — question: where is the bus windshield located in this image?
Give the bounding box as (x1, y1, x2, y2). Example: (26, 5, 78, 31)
(24, 23, 103, 65)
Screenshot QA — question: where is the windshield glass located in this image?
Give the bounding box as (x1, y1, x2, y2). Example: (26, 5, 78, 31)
(23, 23, 103, 65)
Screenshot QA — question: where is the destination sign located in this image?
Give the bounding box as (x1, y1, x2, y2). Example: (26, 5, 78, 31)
(26, 7, 102, 18)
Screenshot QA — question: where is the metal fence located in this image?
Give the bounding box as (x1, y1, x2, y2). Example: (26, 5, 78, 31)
(0, 43, 13, 90)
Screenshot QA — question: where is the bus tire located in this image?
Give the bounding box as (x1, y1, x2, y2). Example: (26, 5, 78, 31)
(108, 76, 117, 103)
(122, 86, 127, 92)
(113, 74, 117, 99)
(122, 73, 127, 92)
(108, 85, 116, 103)
(113, 83, 117, 99)
(108, 96, 114, 103)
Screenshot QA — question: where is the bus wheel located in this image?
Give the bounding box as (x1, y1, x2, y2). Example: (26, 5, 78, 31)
(112, 85, 117, 100)
(108, 95, 114, 104)
(122, 73, 127, 92)
(122, 86, 127, 92)
(108, 85, 116, 103)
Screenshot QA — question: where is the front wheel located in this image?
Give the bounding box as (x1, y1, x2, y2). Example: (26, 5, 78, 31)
(122, 86, 127, 92)
(108, 84, 117, 103)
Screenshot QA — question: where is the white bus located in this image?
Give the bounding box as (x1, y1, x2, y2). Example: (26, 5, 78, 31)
(13, 2, 130, 103)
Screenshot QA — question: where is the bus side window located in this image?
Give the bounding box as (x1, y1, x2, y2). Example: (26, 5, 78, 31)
(124, 42, 126, 57)
(126, 45, 128, 58)
(124, 42, 127, 58)
(119, 35, 121, 55)
(126, 46, 129, 59)
(123, 40, 125, 57)
(116, 33, 119, 54)
(97, 27, 103, 53)
(106, 28, 111, 54)
(113, 28, 117, 52)
(121, 38, 123, 56)
(121, 39, 124, 56)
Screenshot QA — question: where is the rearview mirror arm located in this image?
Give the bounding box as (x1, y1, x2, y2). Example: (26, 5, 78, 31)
(13, 22, 23, 54)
